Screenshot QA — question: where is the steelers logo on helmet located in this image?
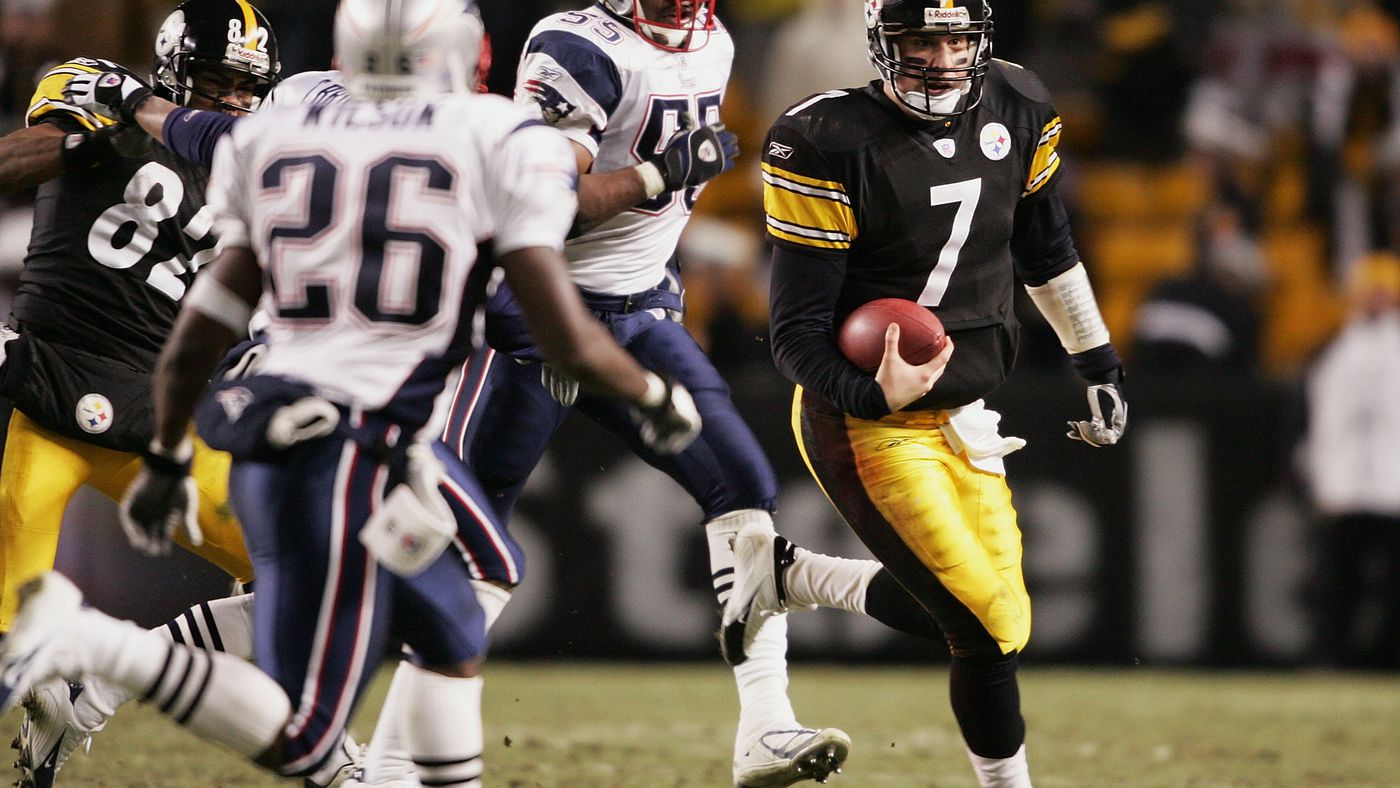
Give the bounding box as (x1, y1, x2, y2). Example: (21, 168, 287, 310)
(867, 0, 994, 120)
(75, 393, 114, 435)
(152, 0, 281, 112)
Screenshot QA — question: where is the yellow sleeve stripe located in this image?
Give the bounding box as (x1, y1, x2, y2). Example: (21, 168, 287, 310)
(1023, 116, 1062, 197)
(761, 162, 845, 193)
(763, 166, 856, 250)
(26, 61, 115, 130)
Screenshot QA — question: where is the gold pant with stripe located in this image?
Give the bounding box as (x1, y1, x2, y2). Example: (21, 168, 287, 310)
(0, 409, 252, 630)
(793, 388, 1031, 656)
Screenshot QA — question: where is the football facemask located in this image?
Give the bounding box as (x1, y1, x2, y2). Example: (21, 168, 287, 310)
(602, 0, 718, 52)
(866, 0, 993, 119)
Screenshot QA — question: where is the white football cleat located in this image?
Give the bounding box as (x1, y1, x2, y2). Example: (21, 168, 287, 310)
(0, 573, 83, 715)
(304, 734, 368, 787)
(720, 522, 800, 665)
(734, 727, 851, 787)
(13, 678, 97, 788)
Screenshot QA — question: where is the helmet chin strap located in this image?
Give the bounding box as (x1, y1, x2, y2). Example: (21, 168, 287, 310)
(891, 81, 968, 119)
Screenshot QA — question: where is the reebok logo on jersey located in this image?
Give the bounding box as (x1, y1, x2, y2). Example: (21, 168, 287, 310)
(75, 394, 113, 434)
(767, 141, 794, 160)
(980, 122, 1011, 161)
(531, 64, 563, 82)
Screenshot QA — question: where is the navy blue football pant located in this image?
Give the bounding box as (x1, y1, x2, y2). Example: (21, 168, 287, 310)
(228, 419, 489, 776)
(442, 309, 778, 531)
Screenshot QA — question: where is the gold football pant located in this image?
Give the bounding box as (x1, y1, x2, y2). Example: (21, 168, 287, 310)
(793, 388, 1030, 656)
(0, 409, 252, 630)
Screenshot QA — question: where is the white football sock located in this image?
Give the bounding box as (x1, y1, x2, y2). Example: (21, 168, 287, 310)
(360, 584, 508, 785)
(706, 510, 800, 747)
(403, 668, 484, 787)
(74, 593, 256, 732)
(72, 608, 289, 759)
(966, 743, 1032, 788)
(785, 548, 883, 615)
(360, 659, 422, 786)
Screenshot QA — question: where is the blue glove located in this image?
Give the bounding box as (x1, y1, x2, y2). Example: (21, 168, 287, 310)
(648, 113, 739, 191)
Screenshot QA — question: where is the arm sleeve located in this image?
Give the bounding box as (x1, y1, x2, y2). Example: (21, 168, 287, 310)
(1011, 183, 1079, 285)
(770, 244, 890, 420)
(162, 108, 240, 169)
(490, 120, 579, 255)
(514, 30, 623, 157)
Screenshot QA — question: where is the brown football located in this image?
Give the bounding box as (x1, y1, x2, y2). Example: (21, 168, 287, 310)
(837, 298, 947, 371)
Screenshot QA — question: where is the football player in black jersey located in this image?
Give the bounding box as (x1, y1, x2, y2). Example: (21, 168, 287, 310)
(721, 0, 1127, 784)
(0, 0, 278, 685)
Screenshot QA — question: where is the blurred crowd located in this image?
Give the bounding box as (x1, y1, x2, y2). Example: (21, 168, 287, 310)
(3, 0, 1399, 666)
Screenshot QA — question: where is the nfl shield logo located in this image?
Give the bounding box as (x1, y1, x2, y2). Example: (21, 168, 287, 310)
(75, 393, 114, 434)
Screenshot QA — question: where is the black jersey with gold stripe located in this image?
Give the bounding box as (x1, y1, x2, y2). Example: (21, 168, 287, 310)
(14, 58, 217, 373)
(764, 60, 1080, 415)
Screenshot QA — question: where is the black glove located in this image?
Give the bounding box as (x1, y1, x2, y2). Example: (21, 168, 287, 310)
(631, 374, 702, 455)
(647, 114, 739, 191)
(59, 124, 152, 171)
(63, 70, 154, 124)
(1066, 348, 1127, 447)
(118, 440, 203, 556)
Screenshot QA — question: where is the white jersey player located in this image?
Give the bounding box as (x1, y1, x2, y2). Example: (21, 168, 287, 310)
(0, 4, 700, 788)
(439, 1, 852, 785)
(516, 2, 734, 294)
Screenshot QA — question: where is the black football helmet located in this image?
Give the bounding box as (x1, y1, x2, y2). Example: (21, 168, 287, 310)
(153, 0, 280, 111)
(866, 0, 993, 118)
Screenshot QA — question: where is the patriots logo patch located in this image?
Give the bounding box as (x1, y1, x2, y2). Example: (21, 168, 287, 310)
(216, 386, 253, 423)
(767, 141, 794, 160)
(523, 80, 577, 123)
(74, 394, 113, 434)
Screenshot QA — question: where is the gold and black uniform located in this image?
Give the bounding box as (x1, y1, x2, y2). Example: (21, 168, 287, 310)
(0, 58, 252, 629)
(764, 62, 1082, 656)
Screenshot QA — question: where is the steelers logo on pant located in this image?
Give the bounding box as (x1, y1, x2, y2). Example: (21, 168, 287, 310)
(75, 393, 114, 434)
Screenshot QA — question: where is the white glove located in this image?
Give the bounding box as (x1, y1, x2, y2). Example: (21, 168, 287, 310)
(1067, 381, 1127, 447)
(540, 363, 579, 407)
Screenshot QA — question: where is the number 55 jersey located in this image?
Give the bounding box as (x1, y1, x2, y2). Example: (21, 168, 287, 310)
(763, 61, 1082, 413)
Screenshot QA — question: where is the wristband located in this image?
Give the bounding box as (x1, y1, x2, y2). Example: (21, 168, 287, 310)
(638, 372, 667, 409)
(144, 436, 194, 474)
(635, 161, 667, 199)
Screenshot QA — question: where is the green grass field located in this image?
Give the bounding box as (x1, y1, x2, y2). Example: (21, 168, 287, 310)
(6, 663, 1399, 787)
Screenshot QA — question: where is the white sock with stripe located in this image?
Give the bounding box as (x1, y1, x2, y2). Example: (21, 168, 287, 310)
(73, 593, 256, 733)
(706, 510, 800, 747)
(403, 668, 484, 787)
(359, 582, 510, 785)
(72, 607, 288, 759)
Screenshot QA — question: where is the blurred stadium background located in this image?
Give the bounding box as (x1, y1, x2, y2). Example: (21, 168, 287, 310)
(3, 0, 1400, 782)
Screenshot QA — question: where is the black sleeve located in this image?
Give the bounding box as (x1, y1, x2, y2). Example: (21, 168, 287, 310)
(769, 244, 891, 420)
(1011, 182, 1079, 286)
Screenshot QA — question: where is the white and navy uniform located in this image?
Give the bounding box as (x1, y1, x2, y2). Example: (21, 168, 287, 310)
(444, 4, 778, 541)
(167, 68, 529, 591)
(203, 93, 575, 775)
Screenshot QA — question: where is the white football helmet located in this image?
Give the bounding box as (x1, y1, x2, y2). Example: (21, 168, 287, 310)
(601, 0, 717, 52)
(334, 0, 484, 99)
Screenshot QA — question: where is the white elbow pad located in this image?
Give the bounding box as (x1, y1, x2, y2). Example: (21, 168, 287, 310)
(1024, 262, 1111, 353)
